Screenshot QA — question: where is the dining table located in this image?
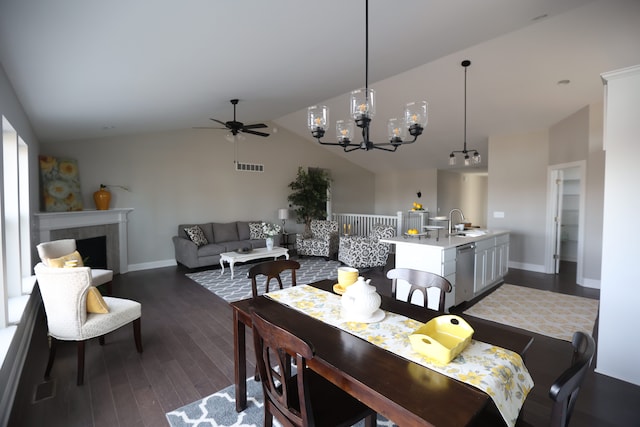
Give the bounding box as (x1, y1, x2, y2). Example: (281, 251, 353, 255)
(230, 279, 534, 427)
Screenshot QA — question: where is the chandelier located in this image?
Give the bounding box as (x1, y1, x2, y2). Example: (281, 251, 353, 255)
(449, 60, 481, 166)
(306, 0, 428, 152)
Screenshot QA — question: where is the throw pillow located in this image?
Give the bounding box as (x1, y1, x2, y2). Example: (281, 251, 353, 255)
(46, 250, 84, 268)
(86, 286, 109, 313)
(184, 225, 208, 247)
(249, 222, 265, 239)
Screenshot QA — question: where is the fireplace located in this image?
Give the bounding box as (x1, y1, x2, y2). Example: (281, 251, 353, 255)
(34, 209, 133, 273)
(75, 236, 107, 269)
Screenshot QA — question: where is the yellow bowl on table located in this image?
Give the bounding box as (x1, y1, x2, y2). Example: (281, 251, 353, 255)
(409, 315, 474, 365)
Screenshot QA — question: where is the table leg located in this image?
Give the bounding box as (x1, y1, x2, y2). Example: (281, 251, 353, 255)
(233, 309, 247, 412)
(219, 258, 225, 276)
(285, 251, 289, 260)
(230, 260, 235, 279)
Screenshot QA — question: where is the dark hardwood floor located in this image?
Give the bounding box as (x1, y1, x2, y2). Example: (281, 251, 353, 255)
(8, 259, 640, 426)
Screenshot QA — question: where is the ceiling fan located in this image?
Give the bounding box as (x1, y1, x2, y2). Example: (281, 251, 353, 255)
(194, 99, 269, 138)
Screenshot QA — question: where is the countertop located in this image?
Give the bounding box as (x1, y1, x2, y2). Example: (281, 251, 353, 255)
(382, 229, 509, 250)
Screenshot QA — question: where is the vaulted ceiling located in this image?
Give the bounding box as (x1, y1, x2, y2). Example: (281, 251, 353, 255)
(1, 0, 639, 172)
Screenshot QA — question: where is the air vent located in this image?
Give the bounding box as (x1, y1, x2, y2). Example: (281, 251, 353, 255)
(235, 162, 264, 172)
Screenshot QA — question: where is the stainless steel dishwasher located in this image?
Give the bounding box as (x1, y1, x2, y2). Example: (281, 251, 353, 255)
(455, 243, 476, 305)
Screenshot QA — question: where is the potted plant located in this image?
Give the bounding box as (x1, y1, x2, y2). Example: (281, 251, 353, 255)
(287, 167, 331, 235)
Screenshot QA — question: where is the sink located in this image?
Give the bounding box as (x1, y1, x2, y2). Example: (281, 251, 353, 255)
(455, 230, 488, 237)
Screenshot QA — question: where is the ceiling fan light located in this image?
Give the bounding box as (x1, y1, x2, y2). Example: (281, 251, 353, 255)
(350, 88, 375, 123)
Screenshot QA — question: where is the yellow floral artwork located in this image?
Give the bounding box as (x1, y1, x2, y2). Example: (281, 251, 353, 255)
(39, 155, 84, 212)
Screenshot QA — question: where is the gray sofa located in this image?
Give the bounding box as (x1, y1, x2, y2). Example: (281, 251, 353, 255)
(172, 221, 280, 269)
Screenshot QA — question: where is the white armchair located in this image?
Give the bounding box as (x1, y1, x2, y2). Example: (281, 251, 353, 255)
(37, 238, 114, 294)
(34, 263, 143, 385)
(338, 224, 395, 269)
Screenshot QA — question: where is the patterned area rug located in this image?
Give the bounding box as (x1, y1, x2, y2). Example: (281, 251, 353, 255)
(463, 284, 599, 341)
(166, 379, 395, 427)
(185, 257, 343, 302)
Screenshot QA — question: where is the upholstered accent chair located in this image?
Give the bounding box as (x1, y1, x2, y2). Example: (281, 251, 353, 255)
(338, 224, 395, 269)
(296, 220, 339, 258)
(37, 238, 114, 294)
(34, 263, 143, 385)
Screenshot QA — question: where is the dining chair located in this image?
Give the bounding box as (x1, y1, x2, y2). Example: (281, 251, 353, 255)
(247, 259, 300, 298)
(386, 267, 452, 311)
(34, 262, 143, 385)
(37, 238, 114, 295)
(472, 331, 596, 427)
(251, 309, 377, 427)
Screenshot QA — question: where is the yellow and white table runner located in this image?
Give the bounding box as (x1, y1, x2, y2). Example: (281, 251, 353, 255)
(266, 285, 534, 427)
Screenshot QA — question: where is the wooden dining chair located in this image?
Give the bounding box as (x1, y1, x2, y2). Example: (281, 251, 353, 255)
(386, 267, 452, 311)
(251, 309, 377, 427)
(248, 259, 300, 298)
(472, 331, 596, 427)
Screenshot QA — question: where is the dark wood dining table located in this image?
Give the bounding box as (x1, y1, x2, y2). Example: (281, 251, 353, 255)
(231, 279, 534, 427)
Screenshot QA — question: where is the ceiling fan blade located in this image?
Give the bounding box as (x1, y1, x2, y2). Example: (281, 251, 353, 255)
(242, 123, 268, 130)
(243, 129, 270, 137)
(193, 126, 227, 130)
(209, 118, 228, 127)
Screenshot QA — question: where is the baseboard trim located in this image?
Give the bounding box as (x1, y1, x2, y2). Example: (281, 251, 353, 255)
(581, 277, 601, 289)
(508, 261, 546, 273)
(127, 259, 176, 272)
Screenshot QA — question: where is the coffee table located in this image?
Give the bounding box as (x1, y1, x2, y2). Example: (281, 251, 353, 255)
(219, 247, 289, 279)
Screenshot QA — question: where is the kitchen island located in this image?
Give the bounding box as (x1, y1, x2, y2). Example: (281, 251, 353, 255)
(382, 230, 509, 311)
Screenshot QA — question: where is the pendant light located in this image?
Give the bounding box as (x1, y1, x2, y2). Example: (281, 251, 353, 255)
(449, 60, 481, 166)
(306, 0, 428, 152)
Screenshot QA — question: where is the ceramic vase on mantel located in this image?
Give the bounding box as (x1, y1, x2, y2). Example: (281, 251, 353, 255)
(266, 237, 274, 251)
(93, 185, 111, 210)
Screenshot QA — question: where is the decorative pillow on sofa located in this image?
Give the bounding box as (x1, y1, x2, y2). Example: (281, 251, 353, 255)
(184, 225, 209, 247)
(46, 250, 84, 268)
(86, 286, 109, 314)
(249, 222, 266, 239)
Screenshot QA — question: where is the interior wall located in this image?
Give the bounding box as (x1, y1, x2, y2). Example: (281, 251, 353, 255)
(549, 105, 604, 286)
(437, 170, 488, 228)
(40, 126, 374, 269)
(373, 169, 437, 216)
(583, 102, 605, 286)
(487, 130, 549, 271)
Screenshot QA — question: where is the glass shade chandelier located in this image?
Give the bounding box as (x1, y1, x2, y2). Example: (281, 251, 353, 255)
(449, 60, 481, 166)
(307, 0, 428, 152)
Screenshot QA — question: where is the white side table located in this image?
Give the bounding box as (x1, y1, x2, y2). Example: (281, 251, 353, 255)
(219, 247, 289, 279)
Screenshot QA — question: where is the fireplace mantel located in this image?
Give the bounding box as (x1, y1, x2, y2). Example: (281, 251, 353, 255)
(34, 208, 133, 273)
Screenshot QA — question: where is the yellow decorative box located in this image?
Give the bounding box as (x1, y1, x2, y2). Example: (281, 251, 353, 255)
(409, 315, 474, 364)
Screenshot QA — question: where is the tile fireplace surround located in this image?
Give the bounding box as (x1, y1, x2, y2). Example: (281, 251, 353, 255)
(33, 208, 133, 273)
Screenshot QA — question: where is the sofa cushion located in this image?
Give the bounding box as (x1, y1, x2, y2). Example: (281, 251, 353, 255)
(237, 221, 251, 241)
(213, 222, 239, 243)
(179, 223, 214, 243)
(249, 222, 266, 239)
(197, 243, 227, 257)
(184, 225, 209, 247)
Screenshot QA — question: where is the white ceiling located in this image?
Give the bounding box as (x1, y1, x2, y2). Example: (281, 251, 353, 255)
(1, 0, 639, 172)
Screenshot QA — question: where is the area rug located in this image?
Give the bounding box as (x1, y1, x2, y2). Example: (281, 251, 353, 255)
(166, 378, 395, 427)
(186, 258, 343, 302)
(463, 284, 599, 341)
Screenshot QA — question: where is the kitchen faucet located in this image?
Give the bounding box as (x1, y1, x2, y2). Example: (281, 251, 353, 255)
(449, 208, 466, 235)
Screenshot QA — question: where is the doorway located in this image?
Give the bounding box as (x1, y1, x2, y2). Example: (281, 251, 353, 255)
(545, 161, 585, 284)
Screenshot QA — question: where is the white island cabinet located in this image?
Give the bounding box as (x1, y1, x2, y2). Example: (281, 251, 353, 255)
(382, 231, 509, 312)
